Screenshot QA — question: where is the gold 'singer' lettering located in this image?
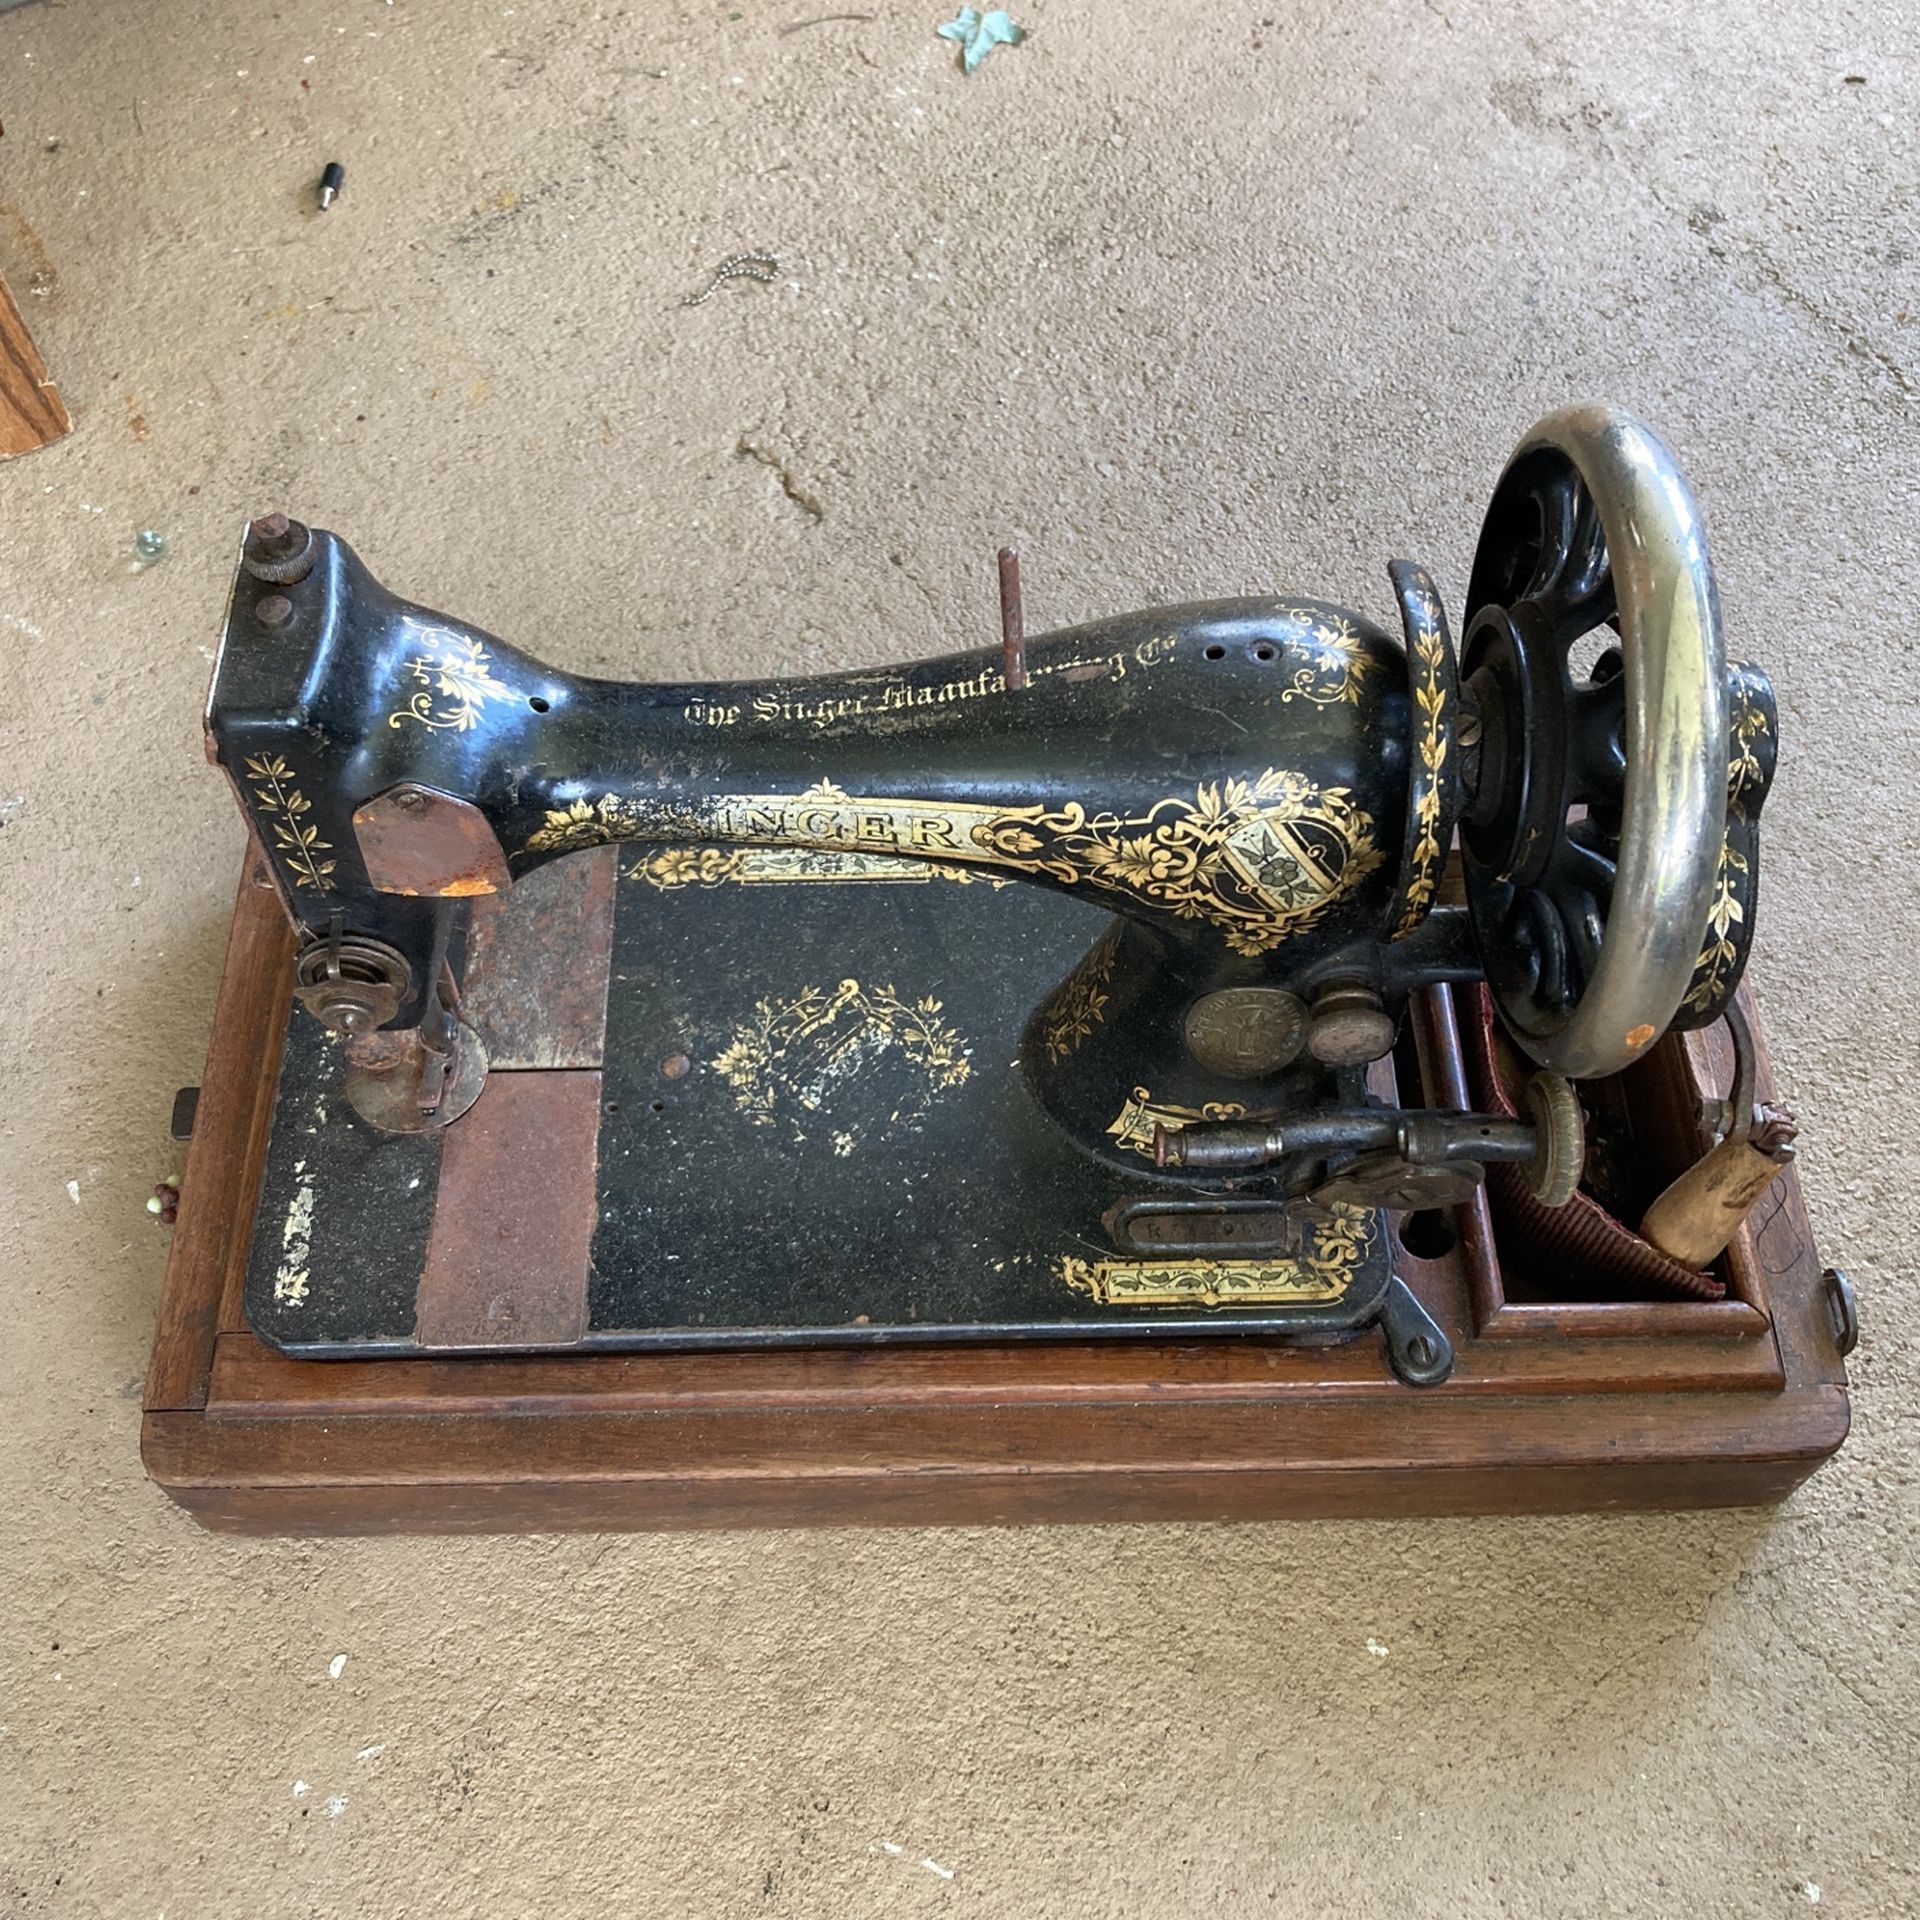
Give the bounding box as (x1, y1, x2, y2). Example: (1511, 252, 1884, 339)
(524, 769, 1383, 956)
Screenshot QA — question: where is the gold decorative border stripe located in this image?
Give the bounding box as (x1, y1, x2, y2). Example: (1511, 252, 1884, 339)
(625, 846, 1010, 890)
(1393, 574, 1451, 939)
(1061, 1206, 1375, 1307)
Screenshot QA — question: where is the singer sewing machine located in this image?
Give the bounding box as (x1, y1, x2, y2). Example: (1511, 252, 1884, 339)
(144, 406, 1856, 1531)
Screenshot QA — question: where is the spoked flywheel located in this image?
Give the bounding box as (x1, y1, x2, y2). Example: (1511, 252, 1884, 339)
(1458, 407, 1744, 1080)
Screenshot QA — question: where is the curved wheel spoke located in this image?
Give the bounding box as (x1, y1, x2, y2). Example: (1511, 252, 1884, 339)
(1546, 580, 1620, 648)
(1496, 885, 1542, 999)
(1544, 836, 1615, 999)
(1561, 489, 1611, 608)
(1524, 478, 1616, 643)
(1566, 899, 1605, 996)
(1521, 470, 1580, 602)
(1557, 831, 1618, 900)
(1524, 890, 1573, 1013)
(1568, 677, 1628, 804)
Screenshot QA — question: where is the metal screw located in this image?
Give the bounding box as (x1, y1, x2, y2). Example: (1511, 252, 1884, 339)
(244, 513, 315, 585)
(255, 594, 292, 629)
(251, 512, 293, 550)
(133, 529, 168, 566)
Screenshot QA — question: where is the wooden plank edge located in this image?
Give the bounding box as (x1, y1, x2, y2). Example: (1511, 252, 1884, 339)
(202, 1325, 1796, 1414)
(142, 1385, 1851, 1491)
(144, 873, 294, 1412)
(1474, 1298, 1772, 1341)
(147, 1446, 1843, 1536)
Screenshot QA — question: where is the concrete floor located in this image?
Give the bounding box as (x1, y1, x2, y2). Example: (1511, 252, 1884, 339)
(1, 0, 1915, 1913)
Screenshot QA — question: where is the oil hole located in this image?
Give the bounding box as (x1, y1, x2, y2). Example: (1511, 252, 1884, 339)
(1398, 1208, 1458, 1261)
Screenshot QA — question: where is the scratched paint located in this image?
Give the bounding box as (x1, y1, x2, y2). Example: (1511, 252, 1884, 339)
(274, 1160, 314, 1306)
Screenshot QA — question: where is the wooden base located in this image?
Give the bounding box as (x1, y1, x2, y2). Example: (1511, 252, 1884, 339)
(0, 271, 72, 460)
(142, 869, 1851, 1534)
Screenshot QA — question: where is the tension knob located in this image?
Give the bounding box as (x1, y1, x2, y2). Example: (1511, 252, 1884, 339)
(1306, 983, 1396, 1067)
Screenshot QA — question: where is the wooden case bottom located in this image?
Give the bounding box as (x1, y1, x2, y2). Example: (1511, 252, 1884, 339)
(142, 869, 1851, 1535)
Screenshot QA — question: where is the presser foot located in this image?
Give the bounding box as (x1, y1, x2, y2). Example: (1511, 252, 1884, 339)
(342, 1017, 489, 1134)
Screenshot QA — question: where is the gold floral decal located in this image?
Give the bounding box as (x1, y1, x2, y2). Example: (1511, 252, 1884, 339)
(526, 770, 1383, 956)
(1682, 675, 1772, 1015)
(632, 846, 752, 889)
(1272, 607, 1378, 707)
(1042, 925, 1121, 1064)
(526, 794, 646, 854)
(244, 753, 335, 892)
(1727, 689, 1770, 805)
(982, 768, 1386, 956)
(1684, 841, 1750, 1015)
(1061, 1205, 1376, 1307)
(1105, 1085, 1273, 1159)
(711, 977, 971, 1126)
(389, 629, 513, 733)
(1393, 590, 1450, 939)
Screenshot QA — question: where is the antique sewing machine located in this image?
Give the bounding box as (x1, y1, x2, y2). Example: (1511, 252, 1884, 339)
(145, 406, 1853, 1530)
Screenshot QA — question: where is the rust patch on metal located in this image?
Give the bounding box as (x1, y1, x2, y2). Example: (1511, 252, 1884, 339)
(414, 1069, 601, 1348)
(461, 846, 616, 1069)
(353, 783, 512, 896)
(997, 545, 1028, 692)
(343, 1019, 489, 1133)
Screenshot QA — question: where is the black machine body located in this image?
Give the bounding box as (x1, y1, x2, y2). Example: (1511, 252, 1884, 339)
(205, 407, 1776, 1383)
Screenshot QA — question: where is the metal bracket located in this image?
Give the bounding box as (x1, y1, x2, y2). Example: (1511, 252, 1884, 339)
(1822, 1267, 1860, 1358)
(1378, 1275, 1454, 1387)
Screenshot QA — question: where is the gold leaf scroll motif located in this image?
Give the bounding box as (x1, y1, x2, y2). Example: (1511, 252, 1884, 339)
(1272, 607, 1379, 707)
(243, 753, 335, 892)
(388, 630, 514, 733)
(1104, 1085, 1272, 1160)
(1061, 1205, 1376, 1306)
(1393, 586, 1450, 939)
(523, 770, 1384, 957)
(711, 977, 971, 1127)
(1727, 690, 1771, 806)
(1683, 840, 1750, 1015)
(1042, 925, 1121, 1064)
(1682, 676, 1771, 1015)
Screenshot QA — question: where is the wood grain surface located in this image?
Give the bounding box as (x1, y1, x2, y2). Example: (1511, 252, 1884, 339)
(0, 270, 71, 457)
(141, 869, 1852, 1534)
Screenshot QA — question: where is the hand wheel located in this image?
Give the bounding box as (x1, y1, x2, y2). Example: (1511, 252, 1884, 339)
(1459, 406, 1728, 1080)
